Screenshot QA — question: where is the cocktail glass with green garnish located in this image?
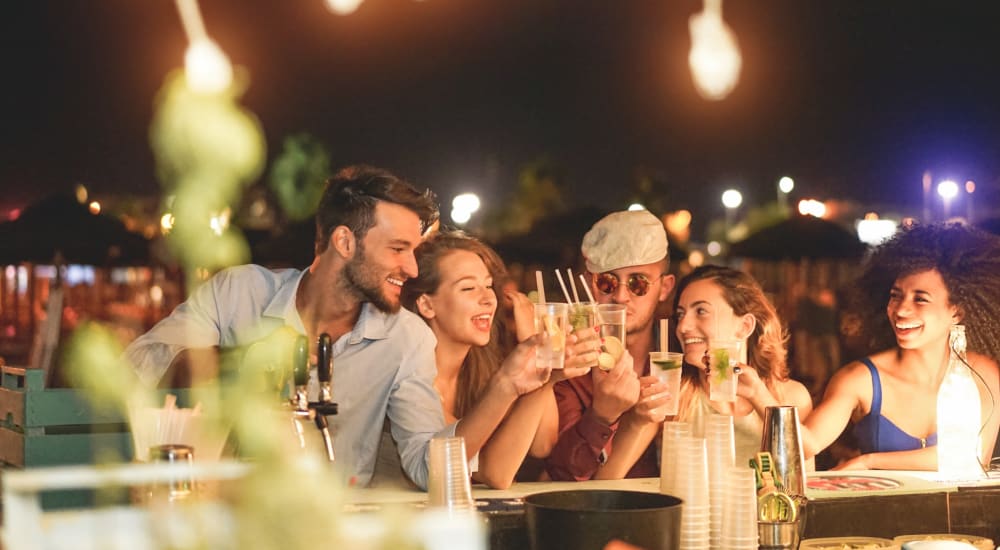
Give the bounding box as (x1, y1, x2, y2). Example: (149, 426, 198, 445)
(708, 339, 741, 402)
(649, 351, 684, 415)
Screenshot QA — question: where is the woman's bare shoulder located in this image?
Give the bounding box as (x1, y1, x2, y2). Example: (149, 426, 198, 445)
(969, 351, 1000, 379)
(776, 377, 813, 412)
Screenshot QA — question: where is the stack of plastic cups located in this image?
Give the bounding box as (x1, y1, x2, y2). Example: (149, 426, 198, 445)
(706, 414, 735, 549)
(720, 466, 759, 550)
(675, 435, 710, 550)
(660, 421, 692, 496)
(427, 436, 475, 515)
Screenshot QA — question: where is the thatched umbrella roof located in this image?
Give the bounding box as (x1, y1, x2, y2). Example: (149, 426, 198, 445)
(0, 194, 150, 265)
(729, 215, 868, 261)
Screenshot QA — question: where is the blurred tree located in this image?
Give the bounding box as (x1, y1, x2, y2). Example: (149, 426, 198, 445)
(268, 133, 331, 222)
(483, 156, 568, 238)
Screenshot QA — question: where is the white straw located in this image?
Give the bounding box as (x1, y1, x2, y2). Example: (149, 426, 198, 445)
(660, 319, 669, 352)
(568, 268, 581, 303)
(578, 273, 596, 303)
(535, 270, 546, 304)
(554, 269, 573, 304)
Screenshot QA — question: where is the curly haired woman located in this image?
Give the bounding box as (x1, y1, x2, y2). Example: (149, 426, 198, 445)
(794, 222, 1000, 470)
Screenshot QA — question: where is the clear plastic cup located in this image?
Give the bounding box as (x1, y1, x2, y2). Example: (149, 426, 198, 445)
(596, 304, 626, 370)
(427, 436, 474, 512)
(534, 303, 569, 370)
(708, 339, 742, 402)
(650, 351, 684, 416)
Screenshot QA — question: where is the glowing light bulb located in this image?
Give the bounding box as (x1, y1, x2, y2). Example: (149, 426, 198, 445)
(721, 189, 742, 209)
(688, 0, 742, 101)
(185, 37, 233, 94)
(325, 0, 364, 15)
(452, 193, 481, 214)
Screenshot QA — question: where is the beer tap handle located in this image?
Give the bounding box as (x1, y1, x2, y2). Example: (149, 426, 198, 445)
(311, 333, 338, 415)
(290, 335, 309, 410)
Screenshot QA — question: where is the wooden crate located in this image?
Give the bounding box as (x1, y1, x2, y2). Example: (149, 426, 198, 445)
(0, 366, 133, 468)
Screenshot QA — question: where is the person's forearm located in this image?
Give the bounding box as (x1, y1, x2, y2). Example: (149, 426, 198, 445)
(545, 410, 616, 481)
(478, 388, 551, 489)
(454, 378, 519, 459)
(851, 447, 938, 471)
(593, 416, 658, 480)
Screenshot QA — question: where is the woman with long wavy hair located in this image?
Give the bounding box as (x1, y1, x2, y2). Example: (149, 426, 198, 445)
(674, 264, 813, 464)
(400, 230, 595, 488)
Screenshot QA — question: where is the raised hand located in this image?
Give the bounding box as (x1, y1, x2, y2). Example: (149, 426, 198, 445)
(628, 375, 672, 424)
(591, 350, 640, 425)
(562, 323, 600, 373)
(495, 334, 550, 396)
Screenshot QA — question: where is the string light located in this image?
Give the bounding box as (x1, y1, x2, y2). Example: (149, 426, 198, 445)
(688, 0, 742, 101)
(175, 0, 233, 93)
(325, 0, 365, 15)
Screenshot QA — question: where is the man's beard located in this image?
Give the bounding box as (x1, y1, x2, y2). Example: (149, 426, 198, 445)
(344, 247, 401, 314)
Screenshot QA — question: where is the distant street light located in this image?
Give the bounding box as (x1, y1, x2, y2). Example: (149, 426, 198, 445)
(937, 180, 959, 219)
(450, 192, 481, 226)
(777, 176, 794, 211)
(798, 199, 826, 218)
(721, 189, 742, 240)
(965, 180, 976, 223)
(721, 189, 743, 209)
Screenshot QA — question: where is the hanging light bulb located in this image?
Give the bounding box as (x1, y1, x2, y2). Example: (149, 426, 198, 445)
(688, 0, 742, 101)
(175, 0, 233, 93)
(185, 37, 233, 94)
(325, 0, 365, 15)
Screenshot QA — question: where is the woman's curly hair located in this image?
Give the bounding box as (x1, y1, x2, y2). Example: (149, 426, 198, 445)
(848, 222, 1000, 362)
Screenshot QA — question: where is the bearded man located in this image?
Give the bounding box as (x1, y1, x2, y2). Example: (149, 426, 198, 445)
(125, 165, 449, 489)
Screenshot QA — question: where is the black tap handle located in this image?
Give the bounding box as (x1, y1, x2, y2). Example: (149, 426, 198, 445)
(317, 333, 333, 384)
(292, 335, 309, 387)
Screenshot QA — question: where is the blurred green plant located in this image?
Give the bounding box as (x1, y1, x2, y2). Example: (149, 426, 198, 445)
(150, 68, 265, 281)
(268, 133, 330, 222)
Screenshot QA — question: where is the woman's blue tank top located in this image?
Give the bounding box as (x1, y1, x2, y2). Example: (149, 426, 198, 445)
(852, 358, 937, 453)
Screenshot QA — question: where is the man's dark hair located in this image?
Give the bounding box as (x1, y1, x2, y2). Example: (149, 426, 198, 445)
(314, 165, 439, 254)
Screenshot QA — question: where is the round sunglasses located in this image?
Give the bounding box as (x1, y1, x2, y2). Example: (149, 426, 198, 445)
(594, 272, 656, 297)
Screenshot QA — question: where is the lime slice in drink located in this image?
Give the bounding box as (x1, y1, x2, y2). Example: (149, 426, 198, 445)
(712, 348, 731, 382)
(652, 358, 682, 371)
(542, 314, 565, 352)
(569, 307, 591, 332)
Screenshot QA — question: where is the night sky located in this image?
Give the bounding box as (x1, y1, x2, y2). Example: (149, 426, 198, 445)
(4, 0, 1000, 234)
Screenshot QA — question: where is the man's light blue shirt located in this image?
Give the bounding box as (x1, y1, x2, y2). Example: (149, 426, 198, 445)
(124, 264, 453, 489)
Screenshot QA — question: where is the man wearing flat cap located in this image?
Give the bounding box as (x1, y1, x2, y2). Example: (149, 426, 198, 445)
(545, 209, 675, 480)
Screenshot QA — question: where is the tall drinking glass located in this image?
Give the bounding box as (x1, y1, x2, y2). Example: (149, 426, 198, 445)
(650, 351, 685, 415)
(708, 338, 741, 402)
(596, 304, 626, 370)
(534, 303, 568, 369)
(568, 302, 597, 333)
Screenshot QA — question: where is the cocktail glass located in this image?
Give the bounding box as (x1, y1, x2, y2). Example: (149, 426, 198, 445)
(533, 303, 568, 369)
(708, 339, 741, 402)
(650, 351, 685, 415)
(596, 304, 626, 371)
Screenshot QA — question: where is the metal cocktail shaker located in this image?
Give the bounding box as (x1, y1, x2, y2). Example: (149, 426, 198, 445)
(761, 405, 808, 540)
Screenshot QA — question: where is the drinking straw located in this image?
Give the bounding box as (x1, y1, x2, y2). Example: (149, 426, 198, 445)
(554, 269, 574, 304)
(567, 268, 582, 303)
(660, 318, 669, 352)
(535, 270, 546, 304)
(578, 273, 596, 303)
